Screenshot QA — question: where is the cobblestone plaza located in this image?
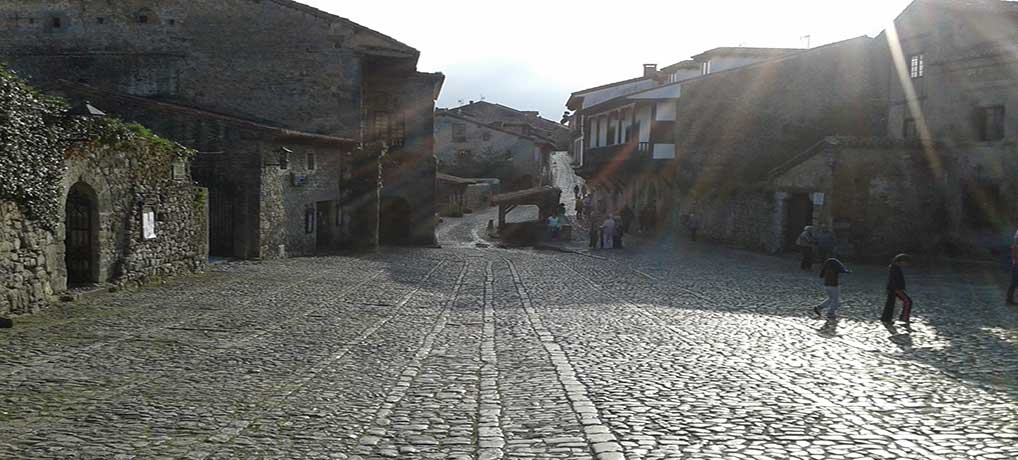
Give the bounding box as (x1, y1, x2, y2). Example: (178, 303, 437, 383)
(2, 205, 1017, 459)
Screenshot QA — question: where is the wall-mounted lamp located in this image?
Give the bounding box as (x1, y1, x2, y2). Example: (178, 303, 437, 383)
(264, 146, 292, 169)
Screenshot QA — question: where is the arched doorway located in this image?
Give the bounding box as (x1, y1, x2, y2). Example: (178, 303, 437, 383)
(379, 197, 412, 245)
(65, 182, 99, 285)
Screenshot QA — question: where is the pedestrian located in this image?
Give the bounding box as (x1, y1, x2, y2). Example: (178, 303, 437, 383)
(796, 226, 816, 271)
(881, 253, 914, 325)
(613, 215, 624, 249)
(813, 257, 850, 320)
(620, 205, 635, 235)
(558, 202, 567, 219)
(573, 184, 580, 198)
(687, 213, 699, 241)
(1008, 229, 1018, 305)
(600, 215, 616, 249)
(545, 212, 561, 241)
(588, 216, 598, 248)
(575, 197, 585, 220)
(816, 225, 836, 261)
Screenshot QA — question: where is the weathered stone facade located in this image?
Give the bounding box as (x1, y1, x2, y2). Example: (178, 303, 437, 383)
(436, 111, 553, 191)
(2, 79, 207, 316)
(0, 0, 444, 254)
(570, 0, 1018, 261)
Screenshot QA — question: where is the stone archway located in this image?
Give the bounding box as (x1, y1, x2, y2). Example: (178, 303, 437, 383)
(65, 181, 100, 286)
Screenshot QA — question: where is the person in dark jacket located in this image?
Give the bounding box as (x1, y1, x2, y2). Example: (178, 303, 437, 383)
(620, 205, 635, 235)
(813, 258, 850, 320)
(882, 253, 913, 324)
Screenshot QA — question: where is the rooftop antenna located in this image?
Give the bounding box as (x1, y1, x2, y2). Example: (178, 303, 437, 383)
(800, 34, 812, 49)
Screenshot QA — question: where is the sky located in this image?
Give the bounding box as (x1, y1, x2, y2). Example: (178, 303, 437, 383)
(304, 0, 916, 122)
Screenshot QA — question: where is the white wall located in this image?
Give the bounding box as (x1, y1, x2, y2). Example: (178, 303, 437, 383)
(655, 102, 676, 121)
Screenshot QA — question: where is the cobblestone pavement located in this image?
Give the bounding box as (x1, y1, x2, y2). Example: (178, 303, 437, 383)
(3, 204, 1018, 459)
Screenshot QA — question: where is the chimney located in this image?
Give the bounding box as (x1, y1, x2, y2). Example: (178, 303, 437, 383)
(643, 63, 658, 77)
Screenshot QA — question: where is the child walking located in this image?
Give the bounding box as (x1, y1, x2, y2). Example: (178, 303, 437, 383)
(813, 258, 850, 320)
(882, 253, 913, 325)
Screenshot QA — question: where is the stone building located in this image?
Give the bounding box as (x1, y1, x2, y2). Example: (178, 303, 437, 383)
(690, 0, 1018, 259)
(448, 101, 571, 150)
(435, 108, 558, 191)
(1, 71, 207, 317)
(0, 0, 444, 254)
(567, 50, 801, 225)
(565, 0, 1018, 260)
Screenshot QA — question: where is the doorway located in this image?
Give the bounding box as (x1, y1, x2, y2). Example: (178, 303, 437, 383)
(316, 200, 336, 253)
(784, 193, 814, 252)
(207, 185, 236, 257)
(65, 182, 99, 286)
(379, 197, 412, 245)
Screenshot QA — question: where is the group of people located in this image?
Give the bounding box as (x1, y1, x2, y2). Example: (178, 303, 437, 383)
(807, 227, 1018, 327)
(588, 212, 628, 249)
(797, 225, 916, 327)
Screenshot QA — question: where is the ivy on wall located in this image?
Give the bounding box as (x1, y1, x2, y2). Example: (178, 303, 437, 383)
(0, 67, 194, 229)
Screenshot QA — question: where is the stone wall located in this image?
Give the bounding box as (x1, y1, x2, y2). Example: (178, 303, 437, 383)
(0, 201, 58, 315)
(770, 140, 945, 260)
(2, 132, 208, 317)
(689, 191, 774, 251)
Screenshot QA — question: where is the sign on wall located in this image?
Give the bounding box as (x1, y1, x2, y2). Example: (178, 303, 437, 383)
(142, 208, 157, 240)
(811, 192, 826, 206)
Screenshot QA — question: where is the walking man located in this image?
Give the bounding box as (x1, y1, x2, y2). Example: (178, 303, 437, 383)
(1008, 230, 1018, 305)
(813, 258, 850, 320)
(882, 253, 913, 325)
(687, 213, 699, 241)
(796, 226, 816, 271)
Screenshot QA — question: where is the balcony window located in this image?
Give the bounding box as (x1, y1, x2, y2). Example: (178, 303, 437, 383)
(909, 53, 924, 79)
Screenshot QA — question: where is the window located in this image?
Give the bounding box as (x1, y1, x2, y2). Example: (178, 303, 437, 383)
(138, 15, 149, 24)
(306, 152, 316, 171)
(97, 17, 105, 24)
(909, 53, 924, 79)
(304, 207, 315, 234)
(452, 123, 467, 143)
(701, 60, 712, 75)
(978, 106, 1006, 142)
(51, 17, 62, 28)
(621, 108, 632, 142)
(607, 113, 618, 145)
(903, 118, 917, 140)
